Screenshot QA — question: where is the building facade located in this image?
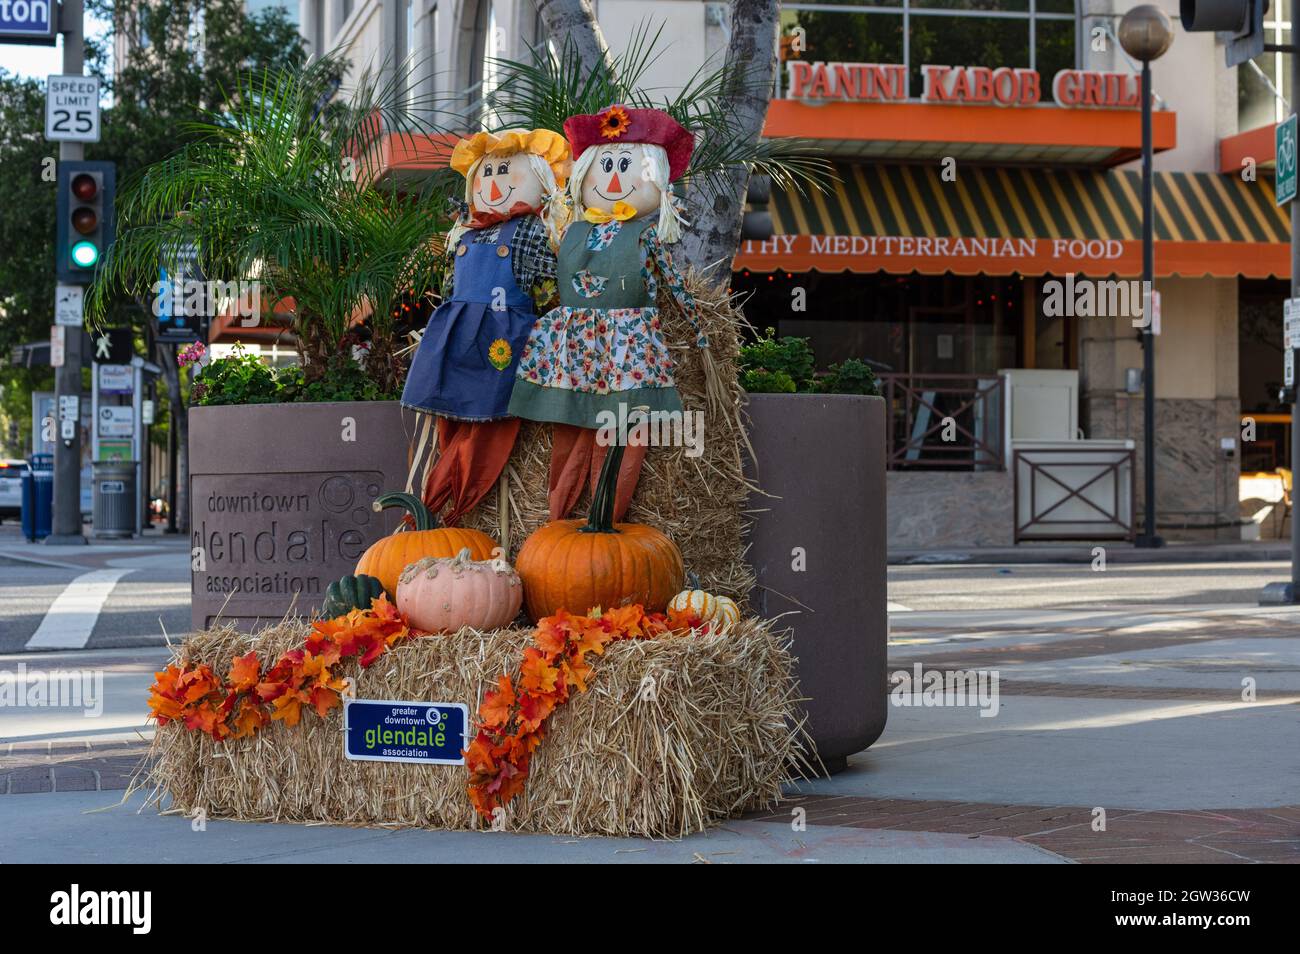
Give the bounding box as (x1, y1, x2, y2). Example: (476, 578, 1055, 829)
(278, 0, 1294, 548)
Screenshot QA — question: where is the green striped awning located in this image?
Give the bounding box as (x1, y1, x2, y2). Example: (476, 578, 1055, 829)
(773, 163, 1289, 245)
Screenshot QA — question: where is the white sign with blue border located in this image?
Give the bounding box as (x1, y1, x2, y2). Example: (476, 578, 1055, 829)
(0, 0, 57, 45)
(344, 699, 467, 765)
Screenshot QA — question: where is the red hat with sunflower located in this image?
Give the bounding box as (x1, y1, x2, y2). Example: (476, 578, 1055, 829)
(563, 104, 694, 182)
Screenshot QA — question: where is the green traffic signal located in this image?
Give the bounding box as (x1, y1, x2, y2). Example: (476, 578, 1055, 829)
(71, 240, 100, 268)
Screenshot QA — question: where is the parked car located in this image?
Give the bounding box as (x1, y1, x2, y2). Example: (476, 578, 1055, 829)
(0, 459, 30, 521)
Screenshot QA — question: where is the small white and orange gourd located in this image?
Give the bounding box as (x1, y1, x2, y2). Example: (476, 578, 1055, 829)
(396, 547, 523, 634)
(667, 573, 741, 632)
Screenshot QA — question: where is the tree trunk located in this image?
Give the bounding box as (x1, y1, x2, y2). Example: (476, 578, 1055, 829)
(677, 0, 780, 286)
(534, 0, 614, 75)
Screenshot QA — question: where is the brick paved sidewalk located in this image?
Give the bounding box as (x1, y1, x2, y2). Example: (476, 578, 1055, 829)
(746, 795, 1300, 863)
(0, 739, 151, 795)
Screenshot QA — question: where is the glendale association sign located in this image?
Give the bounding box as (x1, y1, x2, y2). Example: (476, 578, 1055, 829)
(787, 61, 1142, 109)
(0, 0, 57, 46)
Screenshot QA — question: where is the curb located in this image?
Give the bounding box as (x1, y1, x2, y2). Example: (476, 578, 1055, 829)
(889, 545, 1294, 566)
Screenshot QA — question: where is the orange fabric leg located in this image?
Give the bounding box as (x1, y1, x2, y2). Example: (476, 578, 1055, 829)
(548, 424, 596, 521)
(589, 437, 648, 523)
(442, 418, 521, 525)
(423, 417, 464, 518)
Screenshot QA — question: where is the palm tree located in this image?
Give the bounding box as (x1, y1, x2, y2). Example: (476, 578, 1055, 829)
(88, 55, 458, 395)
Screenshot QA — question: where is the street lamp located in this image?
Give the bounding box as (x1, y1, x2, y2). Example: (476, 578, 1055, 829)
(1120, 5, 1174, 549)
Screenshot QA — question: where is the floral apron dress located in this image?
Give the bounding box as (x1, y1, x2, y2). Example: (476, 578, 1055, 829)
(508, 217, 683, 427)
(402, 216, 534, 421)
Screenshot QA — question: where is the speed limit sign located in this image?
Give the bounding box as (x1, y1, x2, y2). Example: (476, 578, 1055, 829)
(45, 74, 101, 143)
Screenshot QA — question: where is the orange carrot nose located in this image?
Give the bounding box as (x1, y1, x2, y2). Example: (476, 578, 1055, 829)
(608, 172, 623, 194)
(489, 180, 503, 201)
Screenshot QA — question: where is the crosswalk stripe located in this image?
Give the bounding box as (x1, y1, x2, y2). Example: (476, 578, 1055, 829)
(25, 569, 133, 650)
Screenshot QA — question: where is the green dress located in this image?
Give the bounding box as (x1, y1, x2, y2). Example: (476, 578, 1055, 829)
(507, 216, 706, 428)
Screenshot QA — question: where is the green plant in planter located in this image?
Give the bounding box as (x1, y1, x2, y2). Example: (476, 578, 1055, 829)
(739, 328, 815, 393)
(190, 346, 281, 406)
(818, 358, 881, 396)
(88, 55, 457, 398)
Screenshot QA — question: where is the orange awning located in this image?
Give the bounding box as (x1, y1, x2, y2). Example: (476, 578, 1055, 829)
(734, 162, 1290, 279)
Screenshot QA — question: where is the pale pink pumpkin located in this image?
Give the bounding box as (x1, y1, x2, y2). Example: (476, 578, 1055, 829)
(396, 547, 523, 634)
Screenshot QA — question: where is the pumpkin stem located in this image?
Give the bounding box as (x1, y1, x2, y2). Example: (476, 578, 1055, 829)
(580, 442, 625, 534)
(686, 570, 700, 590)
(450, 546, 472, 571)
(372, 491, 438, 532)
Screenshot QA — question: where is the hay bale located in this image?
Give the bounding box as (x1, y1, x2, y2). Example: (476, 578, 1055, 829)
(144, 617, 810, 838)
(436, 274, 755, 605)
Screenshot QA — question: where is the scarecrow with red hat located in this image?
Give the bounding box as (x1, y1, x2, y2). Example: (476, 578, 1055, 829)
(401, 128, 571, 525)
(507, 105, 711, 521)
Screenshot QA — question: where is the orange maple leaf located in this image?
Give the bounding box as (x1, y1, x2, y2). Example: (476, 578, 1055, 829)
(478, 675, 516, 728)
(518, 649, 559, 695)
(228, 652, 261, 693)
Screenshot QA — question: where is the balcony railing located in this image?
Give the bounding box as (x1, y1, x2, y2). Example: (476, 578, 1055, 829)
(879, 372, 1005, 471)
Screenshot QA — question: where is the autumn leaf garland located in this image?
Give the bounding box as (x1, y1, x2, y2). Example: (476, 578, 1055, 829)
(466, 604, 702, 818)
(147, 596, 411, 741)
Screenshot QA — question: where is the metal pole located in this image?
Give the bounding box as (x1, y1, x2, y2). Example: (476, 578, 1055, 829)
(47, 0, 87, 545)
(1291, 47, 1300, 597)
(1136, 57, 1163, 548)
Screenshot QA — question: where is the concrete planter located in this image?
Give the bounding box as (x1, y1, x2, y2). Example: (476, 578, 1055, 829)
(744, 393, 888, 771)
(190, 395, 891, 769)
(189, 401, 411, 632)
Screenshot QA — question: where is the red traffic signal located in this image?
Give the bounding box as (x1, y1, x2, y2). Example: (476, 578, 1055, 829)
(71, 172, 98, 202)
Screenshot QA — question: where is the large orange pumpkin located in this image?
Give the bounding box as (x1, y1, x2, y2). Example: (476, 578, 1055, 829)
(515, 444, 683, 621)
(356, 492, 497, 597)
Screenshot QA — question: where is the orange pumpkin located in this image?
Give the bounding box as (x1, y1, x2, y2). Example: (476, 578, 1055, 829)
(515, 444, 684, 621)
(355, 492, 497, 597)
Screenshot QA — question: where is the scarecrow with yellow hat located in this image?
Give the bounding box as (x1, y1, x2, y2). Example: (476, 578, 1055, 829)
(401, 127, 571, 524)
(507, 105, 711, 522)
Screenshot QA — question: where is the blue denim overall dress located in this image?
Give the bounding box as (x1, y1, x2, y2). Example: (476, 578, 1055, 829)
(401, 216, 534, 421)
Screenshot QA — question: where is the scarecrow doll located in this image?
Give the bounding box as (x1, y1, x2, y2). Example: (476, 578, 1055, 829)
(402, 128, 570, 524)
(507, 105, 712, 522)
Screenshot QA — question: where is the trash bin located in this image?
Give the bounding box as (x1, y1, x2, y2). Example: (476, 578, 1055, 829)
(92, 460, 136, 539)
(20, 455, 53, 542)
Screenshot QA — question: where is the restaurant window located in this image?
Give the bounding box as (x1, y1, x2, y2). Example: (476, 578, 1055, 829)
(780, 0, 1078, 102)
(1240, 0, 1290, 131)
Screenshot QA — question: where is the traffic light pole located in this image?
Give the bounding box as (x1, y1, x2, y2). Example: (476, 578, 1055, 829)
(47, 0, 86, 545)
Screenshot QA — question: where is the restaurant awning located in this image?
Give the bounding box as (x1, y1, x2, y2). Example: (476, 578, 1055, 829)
(733, 162, 1290, 279)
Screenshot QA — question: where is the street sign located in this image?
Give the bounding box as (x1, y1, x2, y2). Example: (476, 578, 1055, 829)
(142, 399, 155, 425)
(46, 75, 101, 143)
(49, 325, 65, 367)
(97, 364, 133, 395)
(54, 285, 84, 327)
(0, 0, 57, 45)
(97, 406, 134, 438)
(58, 395, 79, 422)
(1278, 115, 1298, 206)
(343, 700, 468, 765)
(1287, 349, 1295, 388)
(1286, 299, 1300, 349)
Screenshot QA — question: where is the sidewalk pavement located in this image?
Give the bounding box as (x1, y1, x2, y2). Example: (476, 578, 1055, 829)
(890, 540, 1293, 566)
(0, 524, 190, 573)
(3, 604, 1298, 862)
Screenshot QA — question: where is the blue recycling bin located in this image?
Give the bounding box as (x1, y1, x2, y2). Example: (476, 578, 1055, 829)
(21, 454, 53, 542)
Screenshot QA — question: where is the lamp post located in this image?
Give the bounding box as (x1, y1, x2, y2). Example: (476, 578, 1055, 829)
(1119, 5, 1173, 549)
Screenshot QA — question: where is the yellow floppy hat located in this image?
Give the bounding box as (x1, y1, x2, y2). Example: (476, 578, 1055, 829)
(449, 128, 571, 187)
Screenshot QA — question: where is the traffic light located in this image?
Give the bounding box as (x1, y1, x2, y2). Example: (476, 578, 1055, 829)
(1180, 0, 1268, 67)
(56, 160, 115, 284)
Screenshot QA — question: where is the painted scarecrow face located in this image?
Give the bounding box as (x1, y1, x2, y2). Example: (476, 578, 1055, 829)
(471, 155, 546, 216)
(580, 142, 662, 219)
